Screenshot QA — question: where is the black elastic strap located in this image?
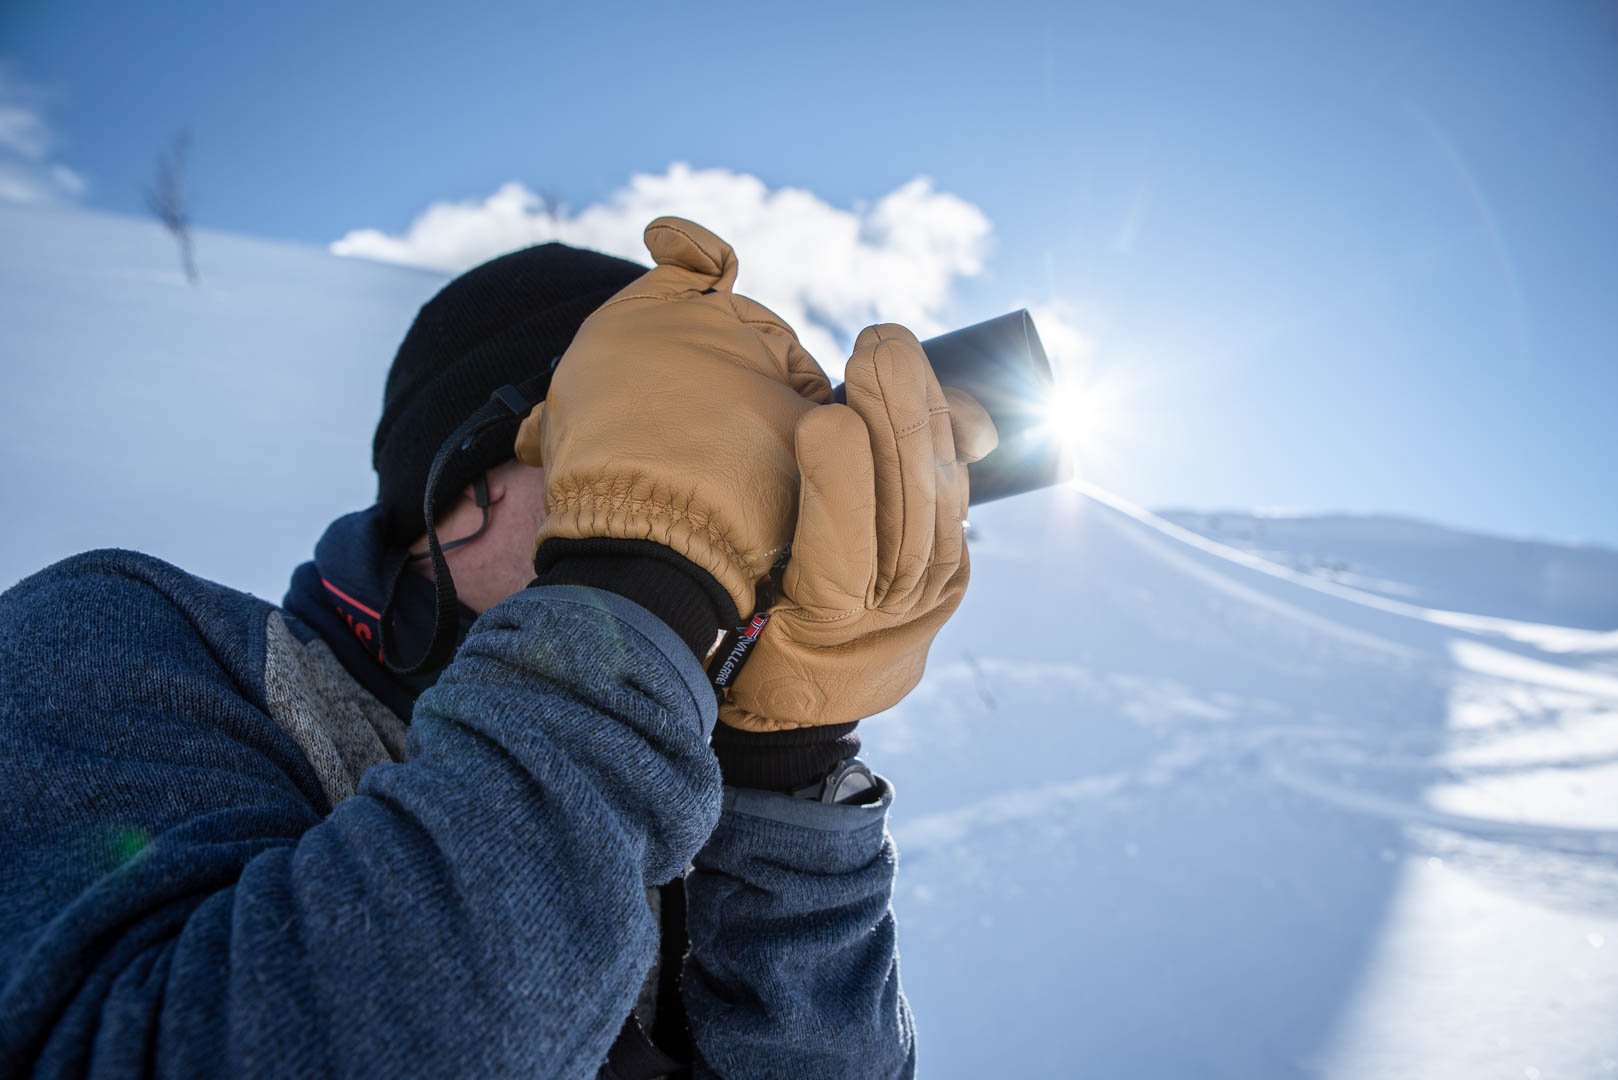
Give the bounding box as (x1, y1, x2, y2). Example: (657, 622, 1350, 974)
(602, 1015, 681, 1079)
(651, 877, 694, 1064)
(379, 374, 548, 676)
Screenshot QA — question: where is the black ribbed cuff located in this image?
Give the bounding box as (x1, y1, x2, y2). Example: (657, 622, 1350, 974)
(532, 538, 738, 661)
(710, 722, 862, 793)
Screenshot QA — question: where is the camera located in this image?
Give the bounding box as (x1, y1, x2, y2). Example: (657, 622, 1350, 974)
(834, 310, 1071, 505)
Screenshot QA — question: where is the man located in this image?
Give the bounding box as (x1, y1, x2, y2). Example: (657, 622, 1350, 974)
(0, 217, 993, 1077)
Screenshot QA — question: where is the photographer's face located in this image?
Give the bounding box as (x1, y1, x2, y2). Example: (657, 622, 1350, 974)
(408, 456, 548, 614)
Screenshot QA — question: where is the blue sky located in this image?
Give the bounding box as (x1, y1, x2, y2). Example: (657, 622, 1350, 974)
(3, 0, 1616, 545)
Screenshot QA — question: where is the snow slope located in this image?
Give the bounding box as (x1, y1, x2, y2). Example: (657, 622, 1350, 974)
(878, 488, 1618, 1077)
(3, 202, 1615, 1078)
(0, 200, 445, 601)
(1161, 509, 1618, 632)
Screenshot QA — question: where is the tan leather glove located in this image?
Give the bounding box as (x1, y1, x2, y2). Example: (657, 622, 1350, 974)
(514, 217, 833, 618)
(717, 324, 998, 732)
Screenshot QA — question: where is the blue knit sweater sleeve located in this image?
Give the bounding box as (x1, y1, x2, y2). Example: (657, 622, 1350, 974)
(0, 554, 720, 1078)
(683, 786, 917, 1079)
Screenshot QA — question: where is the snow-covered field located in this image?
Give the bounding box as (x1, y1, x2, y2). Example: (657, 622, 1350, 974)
(4, 202, 1616, 1078)
(884, 490, 1618, 1077)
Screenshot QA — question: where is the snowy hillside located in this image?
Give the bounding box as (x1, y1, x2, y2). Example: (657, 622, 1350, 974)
(3, 203, 1615, 1078)
(0, 200, 445, 601)
(1162, 509, 1618, 632)
(879, 489, 1618, 1077)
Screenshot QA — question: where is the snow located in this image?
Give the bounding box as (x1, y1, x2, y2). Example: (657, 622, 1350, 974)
(4, 201, 1616, 1078)
(1162, 508, 1618, 632)
(0, 200, 444, 601)
(871, 488, 1617, 1076)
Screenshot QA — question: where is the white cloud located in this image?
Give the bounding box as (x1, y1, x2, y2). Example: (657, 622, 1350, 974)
(0, 65, 86, 205)
(0, 102, 50, 160)
(332, 164, 993, 371)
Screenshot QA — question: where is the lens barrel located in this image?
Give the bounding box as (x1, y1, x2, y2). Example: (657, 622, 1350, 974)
(833, 311, 1070, 506)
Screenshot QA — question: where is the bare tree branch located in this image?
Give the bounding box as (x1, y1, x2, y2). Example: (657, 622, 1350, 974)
(145, 131, 198, 284)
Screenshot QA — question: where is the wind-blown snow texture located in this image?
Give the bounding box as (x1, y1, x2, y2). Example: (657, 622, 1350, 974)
(3, 202, 1616, 1078)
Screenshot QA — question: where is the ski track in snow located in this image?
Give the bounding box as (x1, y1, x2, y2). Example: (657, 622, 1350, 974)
(895, 488, 1618, 857)
(873, 486, 1618, 1078)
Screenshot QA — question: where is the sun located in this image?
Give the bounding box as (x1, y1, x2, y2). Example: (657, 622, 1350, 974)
(1032, 373, 1125, 480)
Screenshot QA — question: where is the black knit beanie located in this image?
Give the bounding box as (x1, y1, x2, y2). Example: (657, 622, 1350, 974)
(372, 242, 647, 547)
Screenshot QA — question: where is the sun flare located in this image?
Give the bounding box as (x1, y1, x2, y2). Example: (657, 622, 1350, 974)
(1033, 373, 1126, 480)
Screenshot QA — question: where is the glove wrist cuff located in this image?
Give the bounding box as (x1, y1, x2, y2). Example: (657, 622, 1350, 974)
(532, 538, 739, 660)
(710, 721, 862, 793)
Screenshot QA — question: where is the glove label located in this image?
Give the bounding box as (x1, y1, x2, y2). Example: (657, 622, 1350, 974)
(709, 612, 770, 689)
